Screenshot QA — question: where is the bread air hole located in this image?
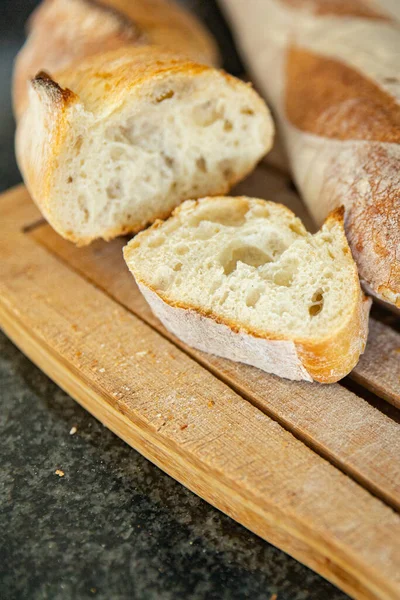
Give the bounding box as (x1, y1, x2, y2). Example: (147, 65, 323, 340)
(155, 90, 175, 103)
(219, 290, 229, 305)
(110, 147, 125, 161)
(74, 136, 83, 153)
(189, 202, 249, 227)
(289, 221, 305, 236)
(163, 154, 174, 168)
(106, 180, 122, 199)
(219, 159, 234, 180)
(309, 290, 324, 317)
(246, 287, 262, 308)
(272, 260, 298, 287)
(175, 244, 189, 256)
(222, 245, 271, 276)
(273, 270, 293, 287)
(192, 223, 220, 241)
(193, 100, 223, 127)
(196, 157, 207, 173)
(77, 195, 89, 224)
(147, 235, 165, 248)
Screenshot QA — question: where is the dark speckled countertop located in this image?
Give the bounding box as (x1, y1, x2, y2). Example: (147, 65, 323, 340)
(0, 1, 349, 598)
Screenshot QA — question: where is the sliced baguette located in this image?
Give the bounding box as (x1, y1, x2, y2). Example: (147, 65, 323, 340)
(123, 197, 371, 383)
(16, 46, 273, 245)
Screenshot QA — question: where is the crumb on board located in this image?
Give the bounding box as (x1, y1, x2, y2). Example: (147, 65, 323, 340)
(76, 351, 82, 358)
(136, 350, 148, 357)
(180, 424, 188, 430)
(208, 400, 215, 408)
(69, 426, 77, 435)
(55, 469, 65, 477)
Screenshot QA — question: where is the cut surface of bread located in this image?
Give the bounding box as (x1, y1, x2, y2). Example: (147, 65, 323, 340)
(13, 0, 219, 117)
(124, 196, 371, 383)
(16, 47, 273, 245)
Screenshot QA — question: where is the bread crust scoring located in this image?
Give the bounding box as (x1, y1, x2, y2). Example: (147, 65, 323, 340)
(13, 0, 219, 117)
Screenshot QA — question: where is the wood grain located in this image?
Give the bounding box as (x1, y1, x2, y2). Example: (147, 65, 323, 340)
(31, 190, 400, 514)
(1, 184, 400, 600)
(352, 318, 400, 408)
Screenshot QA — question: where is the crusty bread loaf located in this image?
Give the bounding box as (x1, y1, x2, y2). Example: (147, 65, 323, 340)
(13, 0, 219, 118)
(124, 196, 371, 383)
(16, 46, 273, 245)
(220, 0, 400, 309)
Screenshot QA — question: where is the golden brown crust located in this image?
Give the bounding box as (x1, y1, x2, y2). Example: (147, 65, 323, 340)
(297, 294, 371, 383)
(33, 70, 76, 107)
(95, 0, 219, 62)
(284, 47, 400, 306)
(16, 71, 79, 225)
(13, 0, 219, 117)
(285, 47, 400, 144)
(341, 145, 400, 307)
(279, 0, 389, 20)
(54, 45, 212, 114)
(134, 278, 370, 383)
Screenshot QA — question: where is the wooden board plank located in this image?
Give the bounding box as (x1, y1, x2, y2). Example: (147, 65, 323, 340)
(1, 185, 400, 600)
(352, 318, 400, 408)
(31, 199, 400, 514)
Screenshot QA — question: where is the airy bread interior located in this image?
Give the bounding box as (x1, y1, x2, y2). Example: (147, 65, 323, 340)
(52, 70, 271, 243)
(124, 197, 360, 341)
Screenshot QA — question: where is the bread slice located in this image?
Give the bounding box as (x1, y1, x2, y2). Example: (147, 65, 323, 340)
(13, 0, 219, 118)
(123, 197, 371, 383)
(16, 46, 273, 246)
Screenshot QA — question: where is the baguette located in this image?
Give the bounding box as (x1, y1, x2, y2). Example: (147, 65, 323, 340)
(123, 196, 371, 383)
(13, 0, 219, 118)
(220, 0, 400, 308)
(16, 46, 273, 245)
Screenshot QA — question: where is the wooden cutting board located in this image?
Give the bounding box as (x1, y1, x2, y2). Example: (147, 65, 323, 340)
(1, 167, 400, 600)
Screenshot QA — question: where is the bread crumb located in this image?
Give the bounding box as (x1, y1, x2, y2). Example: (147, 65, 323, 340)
(208, 400, 215, 408)
(98, 368, 105, 373)
(136, 350, 148, 357)
(180, 424, 188, 430)
(55, 469, 65, 477)
(69, 426, 77, 435)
